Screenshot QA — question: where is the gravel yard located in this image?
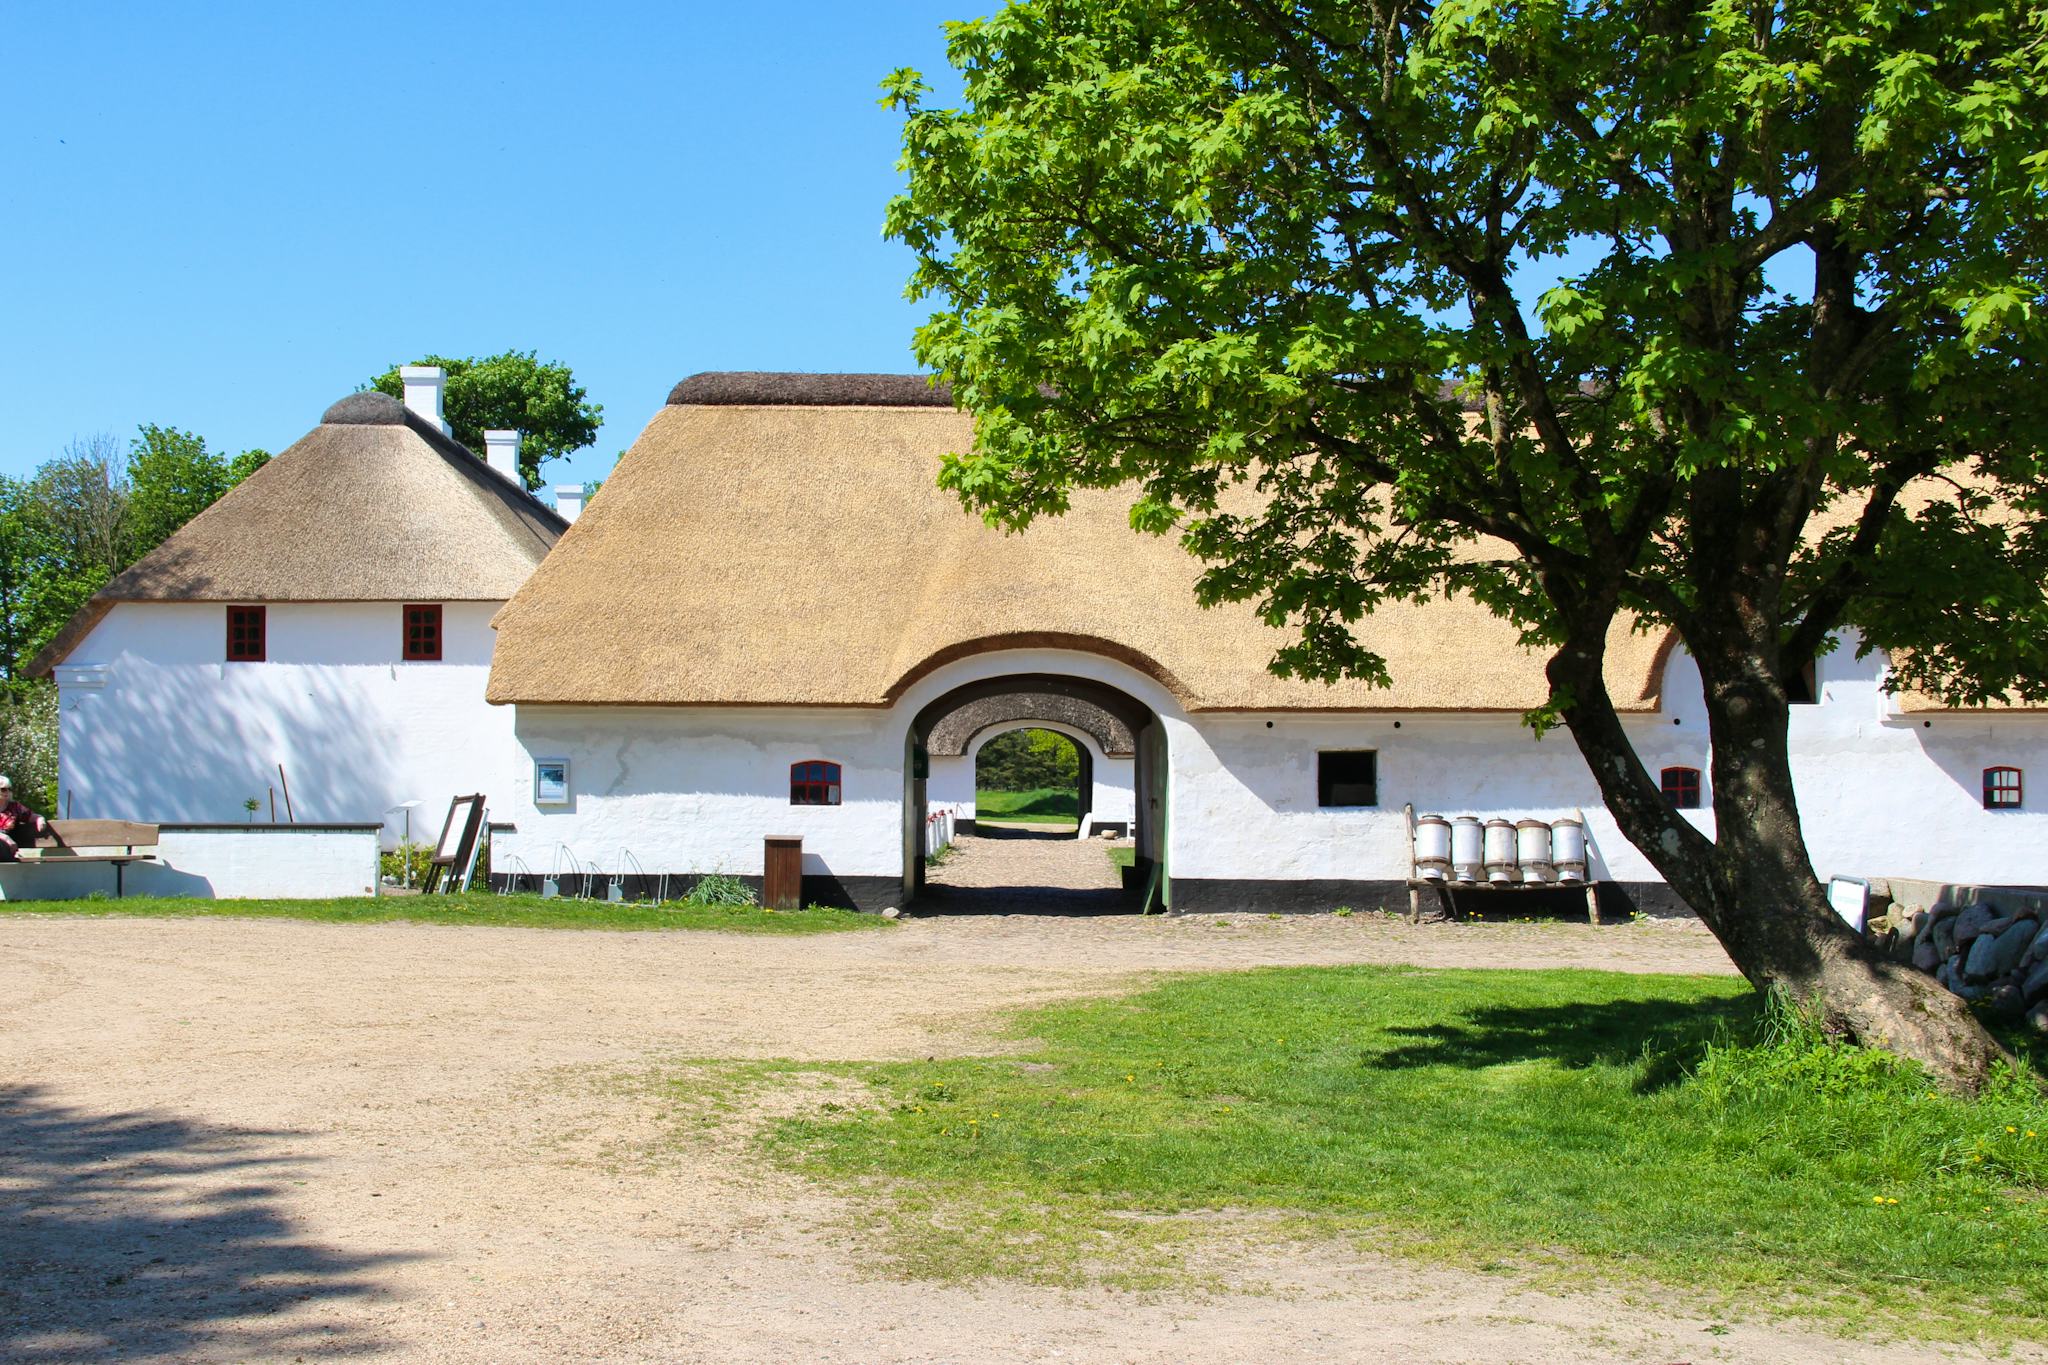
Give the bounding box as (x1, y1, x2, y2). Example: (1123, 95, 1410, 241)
(0, 908, 2014, 1364)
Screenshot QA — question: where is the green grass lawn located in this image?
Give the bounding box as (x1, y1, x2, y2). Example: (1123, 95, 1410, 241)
(0, 892, 889, 934)
(729, 965, 2048, 1338)
(1106, 845, 1135, 869)
(975, 787, 1078, 827)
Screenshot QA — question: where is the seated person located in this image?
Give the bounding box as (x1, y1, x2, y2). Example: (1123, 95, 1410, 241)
(0, 776, 49, 861)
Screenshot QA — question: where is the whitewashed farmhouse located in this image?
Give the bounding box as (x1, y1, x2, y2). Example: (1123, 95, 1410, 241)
(30, 369, 2048, 912)
(479, 373, 2048, 914)
(31, 369, 567, 845)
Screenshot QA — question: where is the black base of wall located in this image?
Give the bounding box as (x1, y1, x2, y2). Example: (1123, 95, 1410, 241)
(486, 871, 903, 914)
(1166, 877, 1693, 920)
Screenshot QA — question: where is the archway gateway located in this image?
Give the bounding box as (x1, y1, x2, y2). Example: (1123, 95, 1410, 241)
(904, 672, 1167, 913)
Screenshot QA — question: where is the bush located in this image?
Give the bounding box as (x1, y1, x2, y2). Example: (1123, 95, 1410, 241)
(379, 841, 434, 887)
(0, 682, 59, 814)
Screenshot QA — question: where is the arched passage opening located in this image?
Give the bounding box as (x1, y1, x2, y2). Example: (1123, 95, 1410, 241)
(906, 672, 1166, 914)
(971, 726, 1091, 834)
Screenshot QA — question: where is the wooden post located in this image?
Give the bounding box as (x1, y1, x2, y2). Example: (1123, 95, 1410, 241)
(1585, 882, 1601, 925)
(763, 835, 802, 911)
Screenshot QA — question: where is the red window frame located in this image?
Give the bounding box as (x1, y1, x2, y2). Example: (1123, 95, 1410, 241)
(403, 603, 443, 661)
(790, 760, 842, 806)
(1660, 766, 1702, 809)
(226, 605, 266, 662)
(1984, 766, 2023, 810)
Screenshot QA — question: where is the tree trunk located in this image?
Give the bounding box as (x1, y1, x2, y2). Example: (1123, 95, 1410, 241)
(1548, 635, 2007, 1094)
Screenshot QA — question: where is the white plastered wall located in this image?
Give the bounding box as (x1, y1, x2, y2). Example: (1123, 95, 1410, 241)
(53, 601, 521, 846)
(1174, 637, 2048, 889)
(927, 720, 1136, 836)
(500, 648, 1183, 884)
(498, 640, 2048, 896)
(0, 826, 380, 900)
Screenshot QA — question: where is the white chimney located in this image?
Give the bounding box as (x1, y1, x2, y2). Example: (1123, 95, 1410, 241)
(483, 430, 521, 482)
(554, 484, 584, 524)
(399, 365, 450, 435)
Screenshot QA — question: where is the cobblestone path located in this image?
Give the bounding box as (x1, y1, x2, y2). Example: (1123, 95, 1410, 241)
(917, 824, 1135, 915)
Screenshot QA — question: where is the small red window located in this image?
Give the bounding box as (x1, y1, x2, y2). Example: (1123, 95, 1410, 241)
(403, 604, 443, 661)
(790, 760, 842, 806)
(1661, 766, 1702, 809)
(1984, 766, 2023, 810)
(226, 605, 266, 661)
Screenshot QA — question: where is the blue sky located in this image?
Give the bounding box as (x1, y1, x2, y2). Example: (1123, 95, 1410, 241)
(1, 0, 970, 492)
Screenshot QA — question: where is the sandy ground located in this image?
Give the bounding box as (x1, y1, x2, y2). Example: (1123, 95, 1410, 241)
(0, 901, 2025, 1364)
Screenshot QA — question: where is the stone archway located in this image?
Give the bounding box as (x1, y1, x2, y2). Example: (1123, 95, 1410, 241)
(906, 672, 1165, 913)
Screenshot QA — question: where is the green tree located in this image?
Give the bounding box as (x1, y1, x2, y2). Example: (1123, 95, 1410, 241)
(885, 0, 2048, 1088)
(977, 728, 1083, 791)
(368, 351, 602, 489)
(126, 424, 269, 561)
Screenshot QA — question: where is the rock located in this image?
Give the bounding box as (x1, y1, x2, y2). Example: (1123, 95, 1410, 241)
(2032, 920, 2048, 962)
(1912, 936, 1941, 972)
(1951, 903, 2004, 946)
(1933, 918, 1958, 958)
(1952, 980, 1988, 1002)
(1966, 918, 2036, 980)
(1936, 959, 1957, 990)
(2031, 1003, 2048, 1035)
(1986, 982, 2025, 1018)
(2023, 959, 2048, 1005)
(880, 906, 900, 919)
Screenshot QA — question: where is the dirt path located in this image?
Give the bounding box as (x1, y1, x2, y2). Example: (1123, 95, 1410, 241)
(0, 912, 2010, 1363)
(920, 827, 1129, 914)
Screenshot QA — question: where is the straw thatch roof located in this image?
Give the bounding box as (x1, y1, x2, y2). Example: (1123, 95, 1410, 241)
(487, 374, 1670, 711)
(28, 392, 566, 676)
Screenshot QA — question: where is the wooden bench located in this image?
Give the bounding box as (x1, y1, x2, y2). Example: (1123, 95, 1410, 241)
(15, 820, 161, 898)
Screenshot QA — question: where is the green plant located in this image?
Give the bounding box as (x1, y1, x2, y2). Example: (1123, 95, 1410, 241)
(242, 797, 260, 823)
(1333, 906, 1353, 918)
(379, 840, 433, 887)
(680, 872, 758, 908)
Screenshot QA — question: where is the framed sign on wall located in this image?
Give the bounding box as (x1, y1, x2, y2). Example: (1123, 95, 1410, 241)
(534, 758, 570, 806)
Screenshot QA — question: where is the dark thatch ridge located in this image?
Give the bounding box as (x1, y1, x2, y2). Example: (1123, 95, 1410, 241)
(669, 373, 954, 408)
(666, 371, 1521, 413)
(322, 391, 407, 425)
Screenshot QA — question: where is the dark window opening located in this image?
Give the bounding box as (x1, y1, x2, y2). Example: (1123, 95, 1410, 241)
(403, 604, 443, 661)
(1784, 658, 1819, 704)
(791, 760, 842, 806)
(226, 605, 266, 662)
(1984, 766, 2023, 810)
(1660, 766, 1702, 809)
(1317, 751, 1378, 807)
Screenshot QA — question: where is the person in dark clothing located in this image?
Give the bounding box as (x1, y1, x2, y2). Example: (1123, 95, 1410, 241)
(0, 776, 49, 862)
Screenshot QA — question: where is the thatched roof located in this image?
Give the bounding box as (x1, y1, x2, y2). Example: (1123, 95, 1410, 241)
(487, 374, 1669, 711)
(28, 392, 566, 676)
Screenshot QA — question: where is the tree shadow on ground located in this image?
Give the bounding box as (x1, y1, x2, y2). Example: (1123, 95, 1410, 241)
(0, 1084, 418, 1361)
(969, 823, 1078, 840)
(914, 884, 1138, 917)
(1367, 994, 1758, 1091)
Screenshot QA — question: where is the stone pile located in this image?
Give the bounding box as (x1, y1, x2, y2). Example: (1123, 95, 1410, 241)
(1889, 899, 2048, 1030)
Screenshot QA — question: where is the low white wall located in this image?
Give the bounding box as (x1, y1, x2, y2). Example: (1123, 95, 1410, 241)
(54, 601, 522, 849)
(0, 824, 382, 900)
(927, 721, 1137, 835)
